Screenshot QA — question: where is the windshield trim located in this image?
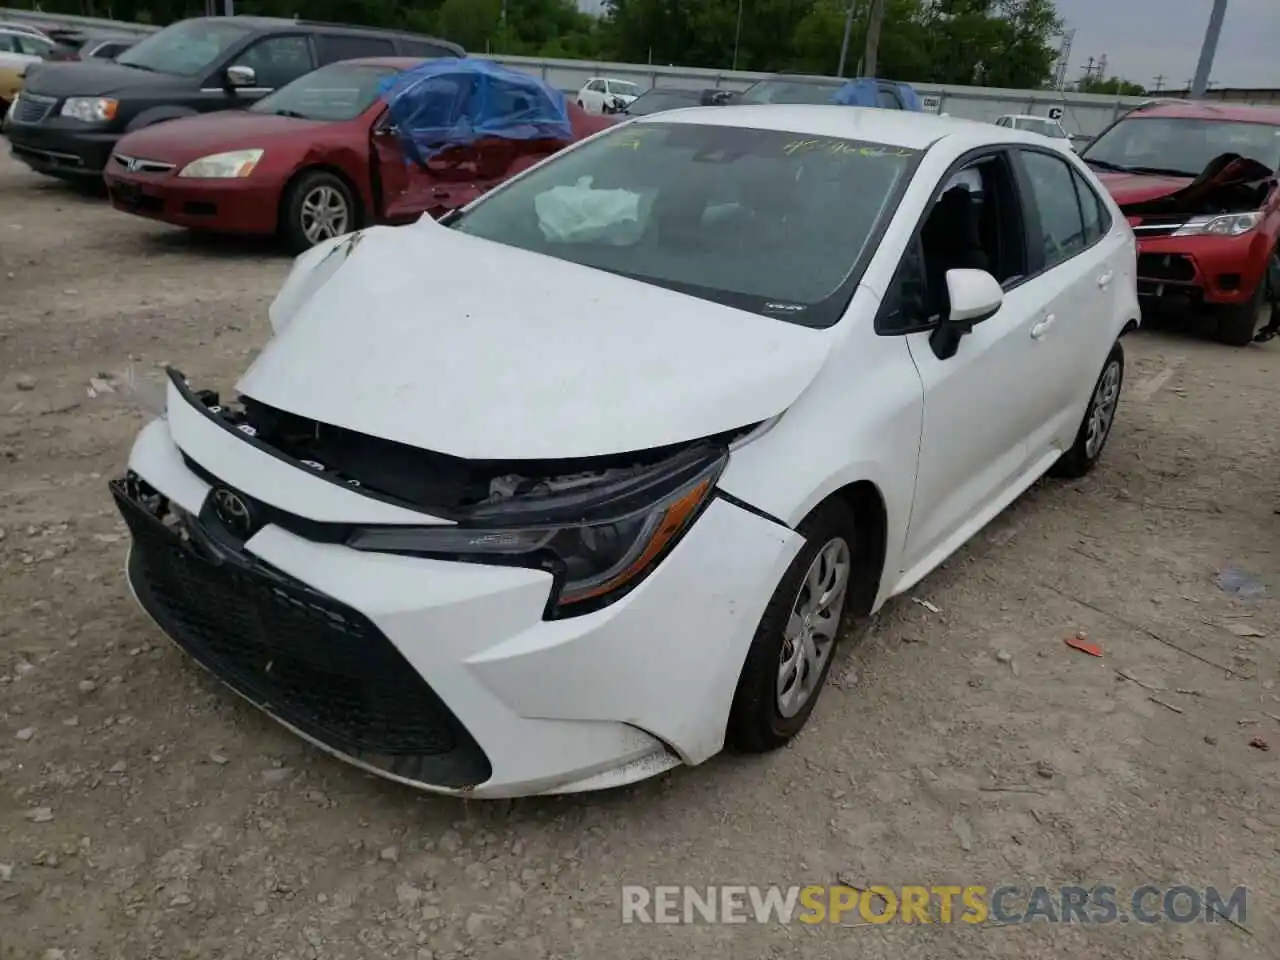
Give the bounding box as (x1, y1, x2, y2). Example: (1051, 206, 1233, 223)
(449, 121, 924, 329)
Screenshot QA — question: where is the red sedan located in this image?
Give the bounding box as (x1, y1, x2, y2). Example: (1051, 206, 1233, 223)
(103, 57, 615, 252)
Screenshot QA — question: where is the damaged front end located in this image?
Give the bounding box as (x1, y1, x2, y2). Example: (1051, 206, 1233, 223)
(171, 368, 762, 619)
(1117, 153, 1277, 306)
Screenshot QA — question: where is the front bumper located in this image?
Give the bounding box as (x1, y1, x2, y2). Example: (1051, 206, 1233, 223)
(114, 390, 801, 798)
(1135, 232, 1272, 306)
(104, 165, 283, 235)
(6, 112, 119, 177)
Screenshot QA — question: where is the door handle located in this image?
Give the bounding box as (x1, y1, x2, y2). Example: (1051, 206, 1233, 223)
(1097, 270, 1114, 289)
(1030, 314, 1056, 339)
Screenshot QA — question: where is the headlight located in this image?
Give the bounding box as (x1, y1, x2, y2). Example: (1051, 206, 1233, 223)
(347, 448, 727, 618)
(60, 97, 117, 122)
(1173, 211, 1262, 238)
(178, 149, 263, 179)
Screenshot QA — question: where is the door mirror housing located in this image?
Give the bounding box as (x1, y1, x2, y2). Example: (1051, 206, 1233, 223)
(225, 64, 256, 89)
(930, 268, 1003, 360)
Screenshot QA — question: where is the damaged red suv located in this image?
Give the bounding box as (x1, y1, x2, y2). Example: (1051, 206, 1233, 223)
(1081, 100, 1280, 345)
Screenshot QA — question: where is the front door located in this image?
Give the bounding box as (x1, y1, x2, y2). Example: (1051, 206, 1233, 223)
(892, 150, 1044, 572)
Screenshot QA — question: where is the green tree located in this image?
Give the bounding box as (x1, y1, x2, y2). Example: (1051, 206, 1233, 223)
(1079, 76, 1146, 96)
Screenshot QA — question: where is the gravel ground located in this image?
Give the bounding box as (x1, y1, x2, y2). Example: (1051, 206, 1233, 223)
(1, 150, 1278, 960)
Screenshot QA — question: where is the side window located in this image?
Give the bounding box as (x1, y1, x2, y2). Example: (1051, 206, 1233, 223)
(400, 39, 453, 58)
(1019, 150, 1086, 268)
(587, 79, 605, 93)
(230, 35, 314, 90)
(16, 34, 50, 56)
(880, 153, 1029, 334)
(0, 34, 19, 53)
(994, 117, 1008, 127)
(1070, 167, 1108, 245)
(91, 42, 127, 59)
(315, 34, 395, 65)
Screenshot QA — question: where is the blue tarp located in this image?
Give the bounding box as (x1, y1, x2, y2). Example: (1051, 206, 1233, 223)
(830, 78, 925, 111)
(379, 58, 573, 165)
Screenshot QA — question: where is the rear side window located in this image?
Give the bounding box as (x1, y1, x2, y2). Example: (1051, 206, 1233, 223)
(90, 41, 129, 59)
(1018, 149, 1087, 268)
(400, 39, 455, 59)
(315, 34, 395, 65)
(1071, 167, 1111, 245)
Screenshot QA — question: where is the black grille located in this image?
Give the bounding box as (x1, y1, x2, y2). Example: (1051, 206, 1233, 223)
(1138, 252, 1196, 283)
(11, 94, 55, 124)
(111, 478, 491, 788)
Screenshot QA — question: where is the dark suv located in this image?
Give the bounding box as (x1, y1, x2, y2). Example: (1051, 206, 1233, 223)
(5, 15, 462, 181)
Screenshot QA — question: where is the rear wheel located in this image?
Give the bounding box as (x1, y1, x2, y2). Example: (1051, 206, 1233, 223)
(280, 170, 356, 254)
(727, 499, 860, 753)
(1050, 341, 1124, 479)
(1215, 254, 1276, 346)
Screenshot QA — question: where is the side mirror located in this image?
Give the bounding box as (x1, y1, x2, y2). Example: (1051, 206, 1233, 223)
(225, 64, 256, 89)
(929, 268, 1003, 360)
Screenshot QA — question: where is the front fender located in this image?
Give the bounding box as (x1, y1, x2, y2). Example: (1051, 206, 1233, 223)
(125, 106, 197, 133)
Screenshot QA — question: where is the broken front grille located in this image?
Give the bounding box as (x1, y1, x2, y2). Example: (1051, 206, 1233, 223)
(1138, 252, 1197, 283)
(111, 478, 492, 788)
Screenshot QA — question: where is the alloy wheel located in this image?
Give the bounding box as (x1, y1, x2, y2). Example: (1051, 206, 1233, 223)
(1084, 359, 1121, 460)
(299, 185, 350, 246)
(777, 537, 850, 718)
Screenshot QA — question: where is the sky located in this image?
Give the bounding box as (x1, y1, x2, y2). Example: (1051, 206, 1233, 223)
(1057, 0, 1275, 90)
(574, 0, 1275, 90)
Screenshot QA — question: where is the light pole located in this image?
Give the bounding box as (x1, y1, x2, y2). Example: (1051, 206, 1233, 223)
(836, 0, 856, 77)
(732, 0, 744, 71)
(1190, 0, 1227, 100)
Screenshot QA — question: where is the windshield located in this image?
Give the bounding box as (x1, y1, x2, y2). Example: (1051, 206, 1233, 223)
(1015, 117, 1062, 138)
(451, 122, 917, 326)
(740, 79, 842, 105)
(250, 63, 400, 121)
(116, 19, 250, 76)
(626, 90, 700, 116)
(1084, 116, 1280, 176)
(609, 81, 640, 97)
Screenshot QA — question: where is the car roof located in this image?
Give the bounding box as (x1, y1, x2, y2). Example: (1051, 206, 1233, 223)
(1127, 100, 1280, 124)
(635, 104, 1059, 151)
(176, 15, 461, 49)
(1005, 114, 1056, 121)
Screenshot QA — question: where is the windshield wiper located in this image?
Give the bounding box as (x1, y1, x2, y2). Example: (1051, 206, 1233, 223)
(119, 61, 159, 73)
(271, 109, 309, 119)
(1082, 157, 1133, 173)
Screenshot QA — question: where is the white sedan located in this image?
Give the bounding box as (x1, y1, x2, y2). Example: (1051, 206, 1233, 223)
(112, 106, 1139, 798)
(995, 113, 1076, 152)
(576, 76, 640, 114)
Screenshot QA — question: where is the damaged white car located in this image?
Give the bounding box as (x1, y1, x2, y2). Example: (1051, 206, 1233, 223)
(113, 106, 1140, 798)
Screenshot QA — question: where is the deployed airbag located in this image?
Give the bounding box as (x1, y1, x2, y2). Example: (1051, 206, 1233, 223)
(379, 57, 573, 165)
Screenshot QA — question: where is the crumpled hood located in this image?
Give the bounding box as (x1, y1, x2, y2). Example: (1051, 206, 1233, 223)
(242, 221, 834, 461)
(1095, 171, 1193, 205)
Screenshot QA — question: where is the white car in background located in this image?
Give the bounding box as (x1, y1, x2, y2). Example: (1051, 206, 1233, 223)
(0, 26, 53, 112)
(112, 106, 1138, 798)
(996, 113, 1075, 152)
(576, 76, 640, 114)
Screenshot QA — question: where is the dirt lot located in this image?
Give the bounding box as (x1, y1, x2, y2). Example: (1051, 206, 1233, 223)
(0, 149, 1277, 960)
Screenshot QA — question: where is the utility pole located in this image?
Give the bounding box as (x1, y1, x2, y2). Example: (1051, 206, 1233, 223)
(836, 0, 857, 78)
(1191, 0, 1227, 99)
(1096, 53, 1107, 81)
(1152, 74, 1164, 92)
(732, 0, 744, 71)
(1080, 56, 1095, 83)
(863, 0, 885, 78)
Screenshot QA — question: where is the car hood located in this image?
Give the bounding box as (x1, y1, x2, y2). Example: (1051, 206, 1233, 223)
(22, 58, 169, 98)
(1094, 170, 1193, 205)
(115, 110, 328, 164)
(242, 221, 834, 460)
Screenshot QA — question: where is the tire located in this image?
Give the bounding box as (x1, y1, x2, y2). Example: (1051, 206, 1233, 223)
(280, 170, 356, 254)
(1216, 252, 1277, 346)
(726, 499, 860, 753)
(1050, 341, 1124, 479)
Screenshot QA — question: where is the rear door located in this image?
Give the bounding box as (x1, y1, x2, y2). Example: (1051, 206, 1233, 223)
(1009, 147, 1122, 460)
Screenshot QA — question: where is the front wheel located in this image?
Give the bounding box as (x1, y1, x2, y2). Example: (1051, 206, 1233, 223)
(280, 170, 356, 254)
(1217, 249, 1278, 346)
(1050, 342, 1124, 479)
(726, 499, 860, 753)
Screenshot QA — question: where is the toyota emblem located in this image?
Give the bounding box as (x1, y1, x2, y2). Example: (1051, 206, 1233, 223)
(211, 488, 254, 536)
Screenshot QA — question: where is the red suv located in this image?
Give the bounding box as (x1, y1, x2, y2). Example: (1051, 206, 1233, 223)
(1080, 100, 1280, 345)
